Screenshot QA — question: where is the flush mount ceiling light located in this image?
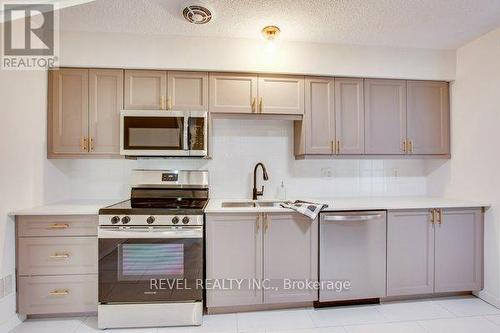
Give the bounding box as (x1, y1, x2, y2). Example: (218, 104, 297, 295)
(183, 4, 212, 24)
(261, 25, 281, 40)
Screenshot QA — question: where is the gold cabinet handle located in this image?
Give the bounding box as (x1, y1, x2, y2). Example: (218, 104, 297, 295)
(167, 96, 172, 110)
(256, 213, 261, 232)
(259, 97, 263, 113)
(47, 223, 69, 230)
(430, 209, 435, 224)
(264, 213, 270, 232)
(160, 96, 165, 110)
(49, 289, 70, 297)
(81, 137, 88, 152)
(89, 137, 94, 152)
(403, 139, 407, 153)
(49, 252, 70, 259)
(251, 97, 256, 113)
(436, 209, 442, 225)
(331, 140, 335, 154)
(408, 139, 413, 154)
(336, 140, 341, 154)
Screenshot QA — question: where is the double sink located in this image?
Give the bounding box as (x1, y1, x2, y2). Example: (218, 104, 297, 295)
(221, 201, 286, 208)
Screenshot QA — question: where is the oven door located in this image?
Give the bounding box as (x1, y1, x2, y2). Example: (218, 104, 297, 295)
(120, 110, 189, 156)
(98, 226, 203, 304)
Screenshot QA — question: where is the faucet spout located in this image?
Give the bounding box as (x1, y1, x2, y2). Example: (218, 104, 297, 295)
(252, 163, 269, 200)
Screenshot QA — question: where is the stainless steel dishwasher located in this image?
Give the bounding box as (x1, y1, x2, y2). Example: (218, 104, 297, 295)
(319, 211, 387, 304)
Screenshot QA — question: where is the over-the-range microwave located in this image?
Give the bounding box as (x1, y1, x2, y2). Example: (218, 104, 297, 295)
(120, 110, 207, 157)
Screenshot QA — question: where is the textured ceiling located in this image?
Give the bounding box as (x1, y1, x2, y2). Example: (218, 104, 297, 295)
(59, 0, 500, 49)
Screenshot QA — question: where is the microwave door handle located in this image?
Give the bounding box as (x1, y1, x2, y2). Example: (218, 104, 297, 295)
(184, 116, 189, 151)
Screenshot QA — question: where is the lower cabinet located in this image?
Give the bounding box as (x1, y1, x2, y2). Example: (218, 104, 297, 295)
(206, 213, 318, 308)
(387, 208, 483, 297)
(16, 215, 98, 315)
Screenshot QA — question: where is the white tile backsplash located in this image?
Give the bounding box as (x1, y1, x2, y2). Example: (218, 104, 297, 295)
(51, 120, 428, 201)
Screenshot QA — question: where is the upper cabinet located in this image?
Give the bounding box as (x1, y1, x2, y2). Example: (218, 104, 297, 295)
(364, 79, 407, 155)
(407, 81, 450, 155)
(335, 78, 365, 154)
(167, 71, 208, 111)
(124, 70, 167, 110)
(48, 68, 123, 158)
(258, 75, 304, 115)
(48, 68, 89, 156)
(209, 73, 258, 114)
(209, 73, 304, 115)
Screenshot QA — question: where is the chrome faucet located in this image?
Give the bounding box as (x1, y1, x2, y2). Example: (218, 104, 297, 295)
(252, 162, 269, 200)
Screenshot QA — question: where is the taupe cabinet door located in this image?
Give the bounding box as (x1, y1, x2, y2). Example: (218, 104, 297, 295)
(167, 71, 208, 111)
(206, 213, 263, 307)
(49, 68, 89, 154)
(264, 213, 318, 303)
(435, 208, 483, 292)
(335, 78, 364, 154)
(209, 73, 258, 113)
(387, 210, 434, 296)
(124, 70, 167, 110)
(407, 81, 450, 154)
(89, 69, 123, 154)
(365, 79, 407, 154)
(258, 75, 304, 115)
(304, 77, 335, 154)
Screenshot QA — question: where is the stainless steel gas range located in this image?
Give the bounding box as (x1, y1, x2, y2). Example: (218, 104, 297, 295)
(97, 170, 208, 329)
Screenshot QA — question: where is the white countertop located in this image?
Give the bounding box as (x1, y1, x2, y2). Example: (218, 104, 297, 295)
(11, 197, 489, 216)
(205, 196, 489, 214)
(11, 199, 120, 216)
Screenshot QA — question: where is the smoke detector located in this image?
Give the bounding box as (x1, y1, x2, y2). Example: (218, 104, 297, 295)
(183, 4, 213, 24)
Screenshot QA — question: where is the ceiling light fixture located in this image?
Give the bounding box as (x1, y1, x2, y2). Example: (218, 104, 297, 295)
(261, 25, 281, 40)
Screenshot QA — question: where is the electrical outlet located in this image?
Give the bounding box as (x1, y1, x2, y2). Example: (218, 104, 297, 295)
(4, 275, 12, 296)
(392, 168, 399, 177)
(320, 167, 333, 177)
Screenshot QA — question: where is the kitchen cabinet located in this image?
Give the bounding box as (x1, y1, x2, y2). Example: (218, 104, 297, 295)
(167, 71, 208, 111)
(334, 78, 365, 154)
(264, 213, 318, 303)
(124, 70, 167, 110)
(206, 212, 318, 308)
(258, 75, 304, 115)
(48, 68, 123, 158)
(89, 69, 123, 155)
(435, 208, 483, 292)
(295, 77, 335, 155)
(387, 210, 434, 296)
(206, 213, 263, 307)
(209, 73, 258, 113)
(209, 73, 304, 115)
(364, 79, 407, 154)
(407, 81, 450, 155)
(387, 208, 483, 297)
(48, 68, 89, 155)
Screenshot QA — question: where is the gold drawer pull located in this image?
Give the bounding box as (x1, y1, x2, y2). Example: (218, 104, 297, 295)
(259, 97, 263, 113)
(49, 252, 70, 259)
(251, 97, 256, 113)
(47, 223, 70, 230)
(49, 289, 70, 297)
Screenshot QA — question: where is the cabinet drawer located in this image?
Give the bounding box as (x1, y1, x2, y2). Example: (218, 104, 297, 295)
(18, 237, 97, 276)
(18, 275, 97, 315)
(17, 215, 98, 237)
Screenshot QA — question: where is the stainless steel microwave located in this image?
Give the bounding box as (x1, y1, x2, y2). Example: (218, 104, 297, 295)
(120, 110, 207, 157)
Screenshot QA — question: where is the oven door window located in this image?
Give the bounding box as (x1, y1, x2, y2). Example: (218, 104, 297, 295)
(99, 238, 202, 303)
(123, 116, 185, 150)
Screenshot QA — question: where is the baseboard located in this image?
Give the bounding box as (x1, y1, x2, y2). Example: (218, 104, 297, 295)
(0, 313, 25, 333)
(475, 290, 500, 309)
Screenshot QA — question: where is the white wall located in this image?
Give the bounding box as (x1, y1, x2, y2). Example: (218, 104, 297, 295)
(427, 27, 500, 307)
(0, 29, 456, 328)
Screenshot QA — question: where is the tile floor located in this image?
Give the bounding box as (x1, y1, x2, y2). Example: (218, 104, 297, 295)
(10, 296, 500, 333)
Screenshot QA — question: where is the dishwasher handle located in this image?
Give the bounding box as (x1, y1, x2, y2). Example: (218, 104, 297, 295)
(322, 213, 384, 222)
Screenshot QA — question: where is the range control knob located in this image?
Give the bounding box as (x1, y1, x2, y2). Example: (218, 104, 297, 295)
(121, 216, 131, 224)
(146, 216, 155, 224)
(182, 216, 190, 224)
(172, 216, 180, 224)
(111, 216, 120, 224)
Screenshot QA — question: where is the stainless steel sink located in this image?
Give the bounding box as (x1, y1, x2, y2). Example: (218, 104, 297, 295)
(221, 201, 285, 208)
